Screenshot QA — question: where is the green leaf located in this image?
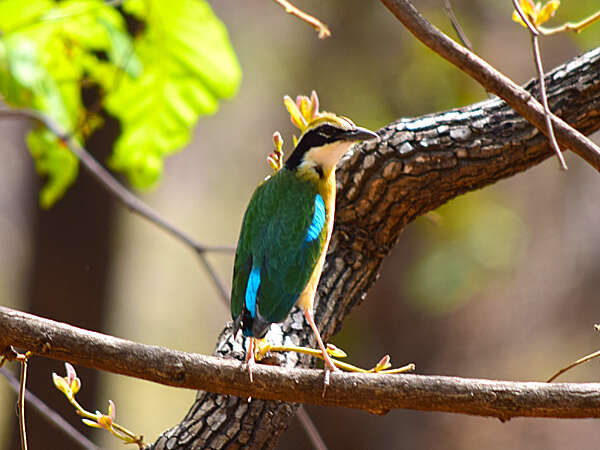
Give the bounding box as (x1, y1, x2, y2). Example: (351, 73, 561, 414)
(0, 0, 54, 32)
(26, 128, 78, 208)
(0, 32, 79, 208)
(106, 0, 241, 187)
(98, 17, 142, 78)
(0, 0, 241, 205)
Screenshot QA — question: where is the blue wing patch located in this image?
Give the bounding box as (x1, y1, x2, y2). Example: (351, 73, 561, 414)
(305, 194, 326, 242)
(245, 266, 261, 318)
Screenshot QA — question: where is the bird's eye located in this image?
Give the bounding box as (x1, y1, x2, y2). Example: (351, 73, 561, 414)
(318, 125, 337, 139)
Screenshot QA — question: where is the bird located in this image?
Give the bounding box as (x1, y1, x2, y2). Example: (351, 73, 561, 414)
(231, 109, 378, 386)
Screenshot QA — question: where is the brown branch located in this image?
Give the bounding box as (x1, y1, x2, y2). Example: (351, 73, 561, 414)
(441, 0, 473, 51)
(272, 0, 331, 38)
(3, 306, 600, 421)
(380, 0, 600, 172)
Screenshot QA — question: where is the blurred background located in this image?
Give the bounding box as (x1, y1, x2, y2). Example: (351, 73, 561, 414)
(2, 0, 600, 448)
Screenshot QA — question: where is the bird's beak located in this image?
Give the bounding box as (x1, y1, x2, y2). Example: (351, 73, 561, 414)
(342, 126, 379, 142)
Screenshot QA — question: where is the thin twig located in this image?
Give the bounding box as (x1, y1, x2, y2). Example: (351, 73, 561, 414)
(441, 0, 473, 51)
(0, 107, 232, 305)
(272, 0, 331, 38)
(296, 406, 328, 450)
(512, 0, 568, 170)
(0, 367, 100, 450)
(546, 350, 600, 383)
(380, 0, 600, 172)
(540, 10, 600, 36)
(16, 352, 30, 450)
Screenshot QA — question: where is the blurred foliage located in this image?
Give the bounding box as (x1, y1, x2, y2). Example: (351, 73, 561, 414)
(0, 0, 241, 207)
(407, 192, 526, 314)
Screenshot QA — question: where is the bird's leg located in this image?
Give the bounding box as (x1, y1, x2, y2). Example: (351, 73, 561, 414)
(304, 307, 338, 391)
(245, 337, 255, 382)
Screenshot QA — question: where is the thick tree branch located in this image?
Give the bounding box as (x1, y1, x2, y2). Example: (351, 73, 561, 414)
(3, 306, 600, 421)
(381, 0, 600, 171)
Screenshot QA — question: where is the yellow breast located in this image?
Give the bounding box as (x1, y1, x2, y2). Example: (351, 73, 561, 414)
(296, 170, 337, 311)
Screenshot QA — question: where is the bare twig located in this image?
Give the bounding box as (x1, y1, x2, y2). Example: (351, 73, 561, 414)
(547, 349, 600, 383)
(0, 367, 100, 450)
(380, 0, 600, 172)
(296, 406, 328, 450)
(3, 306, 600, 420)
(16, 351, 31, 450)
(0, 107, 232, 304)
(512, 0, 567, 170)
(272, 0, 331, 38)
(441, 0, 473, 51)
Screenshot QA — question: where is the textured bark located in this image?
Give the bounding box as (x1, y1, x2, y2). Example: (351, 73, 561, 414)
(152, 48, 600, 449)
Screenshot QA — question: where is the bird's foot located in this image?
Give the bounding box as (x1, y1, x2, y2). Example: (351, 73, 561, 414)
(321, 349, 340, 397)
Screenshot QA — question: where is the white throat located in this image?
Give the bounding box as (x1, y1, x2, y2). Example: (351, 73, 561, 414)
(302, 141, 355, 173)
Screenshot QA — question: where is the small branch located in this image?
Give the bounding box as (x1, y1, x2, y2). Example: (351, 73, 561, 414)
(272, 0, 331, 38)
(441, 0, 473, 51)
(3, 306, 600, 420)
(16, 351, 31, 450)
(380, 0, 600, 172)
(296, 406, 328, 450)
(512, 0, 567, 170)
(0, 107, 232, 304)
(547, 349, 600, 383)
(540, 10, 600, 36)
(0, 368, 99, 450)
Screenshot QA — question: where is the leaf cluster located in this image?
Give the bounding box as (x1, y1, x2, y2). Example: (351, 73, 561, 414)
(0, 0, 241, 207)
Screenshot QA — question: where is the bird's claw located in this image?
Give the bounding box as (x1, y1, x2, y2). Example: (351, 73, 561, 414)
(245, 337, 256, 383)
(321, 354, 339, 397)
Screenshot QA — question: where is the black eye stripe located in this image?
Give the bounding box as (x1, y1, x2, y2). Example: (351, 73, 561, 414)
(284, 124, 348, 170)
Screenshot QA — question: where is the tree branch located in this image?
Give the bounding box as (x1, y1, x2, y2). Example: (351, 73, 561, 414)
(381, 0, 600, 171)
(3, 306, 600, 421)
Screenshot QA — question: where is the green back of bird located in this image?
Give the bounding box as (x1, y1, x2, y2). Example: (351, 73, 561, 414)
(231, 168, 327, 337)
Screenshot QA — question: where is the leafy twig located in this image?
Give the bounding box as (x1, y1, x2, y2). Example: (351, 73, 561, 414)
(512, 0, 567, 170)
(0, 367, 100, 450)
(257, 341, 415, 374)
(272, 0, 331, 39)
(52, 363, 144, 448)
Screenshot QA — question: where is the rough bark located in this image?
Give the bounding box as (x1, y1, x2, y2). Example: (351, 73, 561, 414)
(151, 48, 600, 449)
